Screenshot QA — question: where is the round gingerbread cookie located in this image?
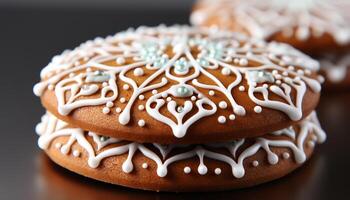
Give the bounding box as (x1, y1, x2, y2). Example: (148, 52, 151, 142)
(36, 111, 326, 192)
(33, 25, 322, 144)
(191, 0, 350, 54)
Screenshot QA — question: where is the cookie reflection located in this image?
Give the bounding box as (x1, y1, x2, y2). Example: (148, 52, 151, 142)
(35, 153, 325, 200)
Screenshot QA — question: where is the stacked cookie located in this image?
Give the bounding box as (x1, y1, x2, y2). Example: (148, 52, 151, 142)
(191, 0, 350, 88)
(34, 25, 326, 191)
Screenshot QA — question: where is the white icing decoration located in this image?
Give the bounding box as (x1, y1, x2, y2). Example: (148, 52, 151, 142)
(283, 152, 290, 159)
(238, 86, 245, 91)
(252, 160, 259, 167)
(184, 167, 191, 174)
(106, 101, 114, 108)
(115, 107, 122, 113)
(138, 119, 145, 127)
(133, 68, 144, 76)
(218, 116, 226, 124)
(229, 114, 235, 120)
(33, 25, 321, 138)
(102, 107, 110, 114)
(138, 105, 145, 111)
(142, 163, 148, 169)
(219, 101, 228, 109)
(254, 106, 262, 113)
(73, 150, 80, 157)
(36, 111, 326, 178)
(116, 57, 125, 65)
(191, 0, 350, 45)
(214, 168, 222, 175)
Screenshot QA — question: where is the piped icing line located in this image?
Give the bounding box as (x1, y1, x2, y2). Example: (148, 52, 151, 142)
(36, 112, 326, 178)
(33, 25, 321, 138)
(191, 0, 350, 45)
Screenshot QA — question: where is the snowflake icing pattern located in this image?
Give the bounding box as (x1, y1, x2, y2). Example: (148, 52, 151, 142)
(34, 25, 321, 138)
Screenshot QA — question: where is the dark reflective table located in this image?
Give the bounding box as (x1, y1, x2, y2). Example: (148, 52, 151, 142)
(0, 4, 349, 200)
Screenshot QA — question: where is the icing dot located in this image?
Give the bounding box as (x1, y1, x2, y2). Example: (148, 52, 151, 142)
(198, 165, 208, 175)
(221, 68, 231, 76)
(48, 84, 54, 90)
(317, 75, 325, 83)
(161, 93, 168, 98)
(254, 106, 262, 113)
(142, 163, 148, 169)
(214, 168, 222, 175)
(238, 86, 245, 91)
(209, 90, 215, 96)
(282, 71, 288, 76)
(106, 101, 114, 108)
(116, 57, 126, 65)
(176, 86, 191, 97)
(307, 141, 315, 148)
(297, 69, 304, 75)
(138, 119, 145, 127)
(115, 107, 122, 113)
(191, 96, 197, 101)
(218, 101, 227, 109)
(152, 90, 158, 95)
(239, 58, 248, 66)
(73, 150, 80, 157)
(138, 105, 145, 111)
(120, 97, 126, 103)
(276, 80, 282, 85)
(166, 97, 172, 102)
(122, 84, 130, 90)
(282, 152, 290, 159)
(252, 160, 259, 167)
(102, 82, 108, 87)
(229, 114, 236, 120)
(100, 136, 109, 142)
(184, 167, 191, 174)
(197, 93, 203, 98)
(177, 106, 184, 113)
(102, 107, 110, 114)
(139, 95, 145, 100)
(218, 116, 226, 124)
(134, 68, 144, 76)
(55, 143, 62, 149)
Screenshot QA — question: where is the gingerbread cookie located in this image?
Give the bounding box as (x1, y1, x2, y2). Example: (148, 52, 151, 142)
(33, 25, 326, 191)
(36, 112, 326, 192)
(191, 0, 350, 54)
(191, 0, 350, 88)
(33, 25, 322, 144)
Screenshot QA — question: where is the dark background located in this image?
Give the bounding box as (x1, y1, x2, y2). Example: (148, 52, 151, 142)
(0, 1, 349, 199)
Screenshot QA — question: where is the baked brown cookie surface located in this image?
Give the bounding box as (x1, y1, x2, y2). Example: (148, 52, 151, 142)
(191, 0, 350, 54)
(36, 112, 326, 192)
(33, 25, 322, 143)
